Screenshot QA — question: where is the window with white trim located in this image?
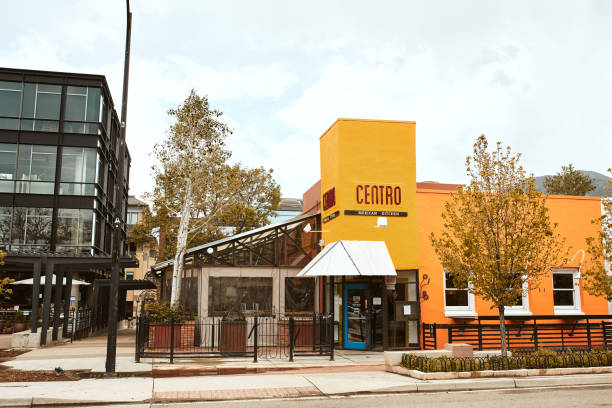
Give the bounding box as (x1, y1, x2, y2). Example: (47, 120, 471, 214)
(443, 271, 476, 317)
(552, 268, 582, 314)
(504, 280, 531, 315)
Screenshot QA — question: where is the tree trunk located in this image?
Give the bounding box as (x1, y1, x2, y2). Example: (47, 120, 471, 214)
(170, 179, 192, 308)
(498, 305, 507, 357)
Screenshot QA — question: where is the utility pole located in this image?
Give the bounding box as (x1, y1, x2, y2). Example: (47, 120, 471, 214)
(106, 0, 132, 375)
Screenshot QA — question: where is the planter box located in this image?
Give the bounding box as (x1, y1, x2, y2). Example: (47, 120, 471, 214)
(149, 324, 181, 349)
(219, 321, 246, 354)
(278, 319, 319, 347)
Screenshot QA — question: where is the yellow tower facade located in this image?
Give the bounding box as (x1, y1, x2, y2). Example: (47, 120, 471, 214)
(319, 118, 418, 270)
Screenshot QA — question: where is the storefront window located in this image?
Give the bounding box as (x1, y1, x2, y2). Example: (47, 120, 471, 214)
(60, 147, 97, 195)
(285, 277, 315, 314)
(0, 207, 12, 245)
(10, 207, 53, 250)
(56, 208, 94, 253)
(208, 277, 272, 316)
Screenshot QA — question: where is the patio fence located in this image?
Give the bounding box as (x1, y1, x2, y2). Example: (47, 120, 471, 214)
(135, 312, 335, 363)
(423, 315, 612, 351)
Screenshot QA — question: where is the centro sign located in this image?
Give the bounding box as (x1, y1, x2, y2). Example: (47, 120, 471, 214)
(355, 184, 402, 205)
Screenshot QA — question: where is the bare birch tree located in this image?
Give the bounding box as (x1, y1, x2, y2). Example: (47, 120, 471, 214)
(150, 90, 280, 308)
(430, 135, 567, 356)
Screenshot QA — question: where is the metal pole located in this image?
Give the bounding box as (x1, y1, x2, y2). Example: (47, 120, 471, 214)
(52, 266, 64, 341)
(253, 313, 258, 363)
(106, 0, 132, 375)
(62, 272, 72, 339)
(170, 317, 175, 364)
(289, 316, 294, 362)
(30, 259, 42, 333)
(329, 276, 334, 361)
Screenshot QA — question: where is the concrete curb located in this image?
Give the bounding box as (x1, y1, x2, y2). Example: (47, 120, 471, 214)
(390, 364, 612, 380)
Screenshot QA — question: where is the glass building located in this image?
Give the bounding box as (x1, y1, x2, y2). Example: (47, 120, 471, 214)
(0, 68, 130, 256)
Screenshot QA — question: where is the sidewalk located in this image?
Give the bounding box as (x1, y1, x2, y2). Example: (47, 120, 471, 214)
(3, 370, 612, 406)
(3, 329, 385, 376)
(4, 331, 612, 406)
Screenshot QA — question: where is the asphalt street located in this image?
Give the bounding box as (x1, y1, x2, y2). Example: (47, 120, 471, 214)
(70, 385, 612, 408)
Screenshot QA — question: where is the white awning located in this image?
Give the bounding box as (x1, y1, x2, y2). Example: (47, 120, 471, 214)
(297, 240, 397, 277)
(11, 277, 91, 286)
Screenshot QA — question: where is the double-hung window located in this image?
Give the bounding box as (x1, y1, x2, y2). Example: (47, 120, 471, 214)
(443, 271, 476, 318)
(552, 268, 582, 314)
(504, 279, 531, 316)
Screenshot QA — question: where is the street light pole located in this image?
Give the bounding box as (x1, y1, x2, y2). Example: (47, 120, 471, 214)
(105, 0, 132, 375)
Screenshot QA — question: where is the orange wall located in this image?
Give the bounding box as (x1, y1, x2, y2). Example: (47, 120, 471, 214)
(417, 188, 608, 325)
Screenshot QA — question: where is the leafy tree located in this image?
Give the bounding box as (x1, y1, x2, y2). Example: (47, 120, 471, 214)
(583, 169, 612, 300)
(544, 164, 595, 196)
(0, 250, 14, 300)
(430, 135, 567, 356)
(149, 90, 280, 307)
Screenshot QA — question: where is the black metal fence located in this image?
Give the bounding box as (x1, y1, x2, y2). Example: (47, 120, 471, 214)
(68, 309, 96, 341)
(423, 315, 612, 351)
(135, 312, 335, 363)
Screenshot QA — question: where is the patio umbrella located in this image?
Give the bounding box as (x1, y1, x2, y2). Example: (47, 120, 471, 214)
(10, 276, 91, 286)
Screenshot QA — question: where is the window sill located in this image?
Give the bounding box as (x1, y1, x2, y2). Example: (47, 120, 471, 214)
(553, 309, 584, 316)
(445, 310, 478, 319)
(504, 310, 532, 317)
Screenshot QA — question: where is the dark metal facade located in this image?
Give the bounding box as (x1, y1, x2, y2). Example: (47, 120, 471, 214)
(0, 67, 130, 256)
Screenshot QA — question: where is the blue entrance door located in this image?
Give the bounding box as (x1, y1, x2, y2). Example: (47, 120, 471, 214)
(344, 283, 367, 350)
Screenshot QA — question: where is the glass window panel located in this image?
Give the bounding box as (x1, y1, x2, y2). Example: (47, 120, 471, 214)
(37, 84, 61, 93)
(0, 180, 14, 193)
(285, 277, 315, 313)
(16, 144, 32, 179)
(25, 207, 52, 245)
(0, 144, 17, 180)
(553, 290, 574, 306)
(0, 88, 21, 117)
(0, 81, 22, 91)
(445, 290, 468, 307)
(28, 181, 54, 194)
(84, 148, 96, 182)
(86, 88, 101, 122)
(57, 208, 78, 246)
(35, 92, 60, 120)
(30, 146, 56, 181)
(67, 86, 86, 95)
(208, 277, 273, 316)
(10, 207, 27, 244)
(0, 118, 19, 130)
(0, 207, 11, 244)
(79, 209, 93, 246)
(34, 119, 59, 132)
(65, 94, 86, 121)
(553, 274, 573, 289)
(21, 83, 35, 119)
(60, 148, 80, 182)
(64, 121, 85, 134)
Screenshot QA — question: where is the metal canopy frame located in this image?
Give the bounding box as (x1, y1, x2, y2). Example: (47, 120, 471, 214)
(151, 213, 322, 272)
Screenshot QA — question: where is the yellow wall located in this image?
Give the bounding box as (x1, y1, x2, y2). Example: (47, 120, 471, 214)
(319, 118, 418, 270)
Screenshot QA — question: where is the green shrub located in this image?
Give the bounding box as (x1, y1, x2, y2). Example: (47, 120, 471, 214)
(401, 349, 612, 372)
(145, 301, 185, 323)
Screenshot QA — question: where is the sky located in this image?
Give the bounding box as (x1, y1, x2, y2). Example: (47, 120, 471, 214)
(1, 1, 611, 200)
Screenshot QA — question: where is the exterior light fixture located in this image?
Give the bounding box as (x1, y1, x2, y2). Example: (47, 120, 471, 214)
(377, 217, 387, 228)
(206, 247, 214, 254)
